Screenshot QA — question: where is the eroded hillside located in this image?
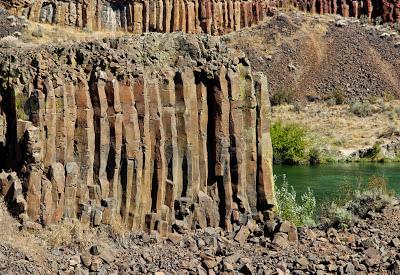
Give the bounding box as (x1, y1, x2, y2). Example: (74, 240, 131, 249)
(224, 12, 400, 101)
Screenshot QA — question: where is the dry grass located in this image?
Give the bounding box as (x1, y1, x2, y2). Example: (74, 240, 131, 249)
(0, 199, 48, 264)
(272, 100, 400, 156)
(21, 22, 128, 45)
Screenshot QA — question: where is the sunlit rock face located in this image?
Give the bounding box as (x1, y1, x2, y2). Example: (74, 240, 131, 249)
(0, 33, 275, 232)
(5, 0, 272, 35)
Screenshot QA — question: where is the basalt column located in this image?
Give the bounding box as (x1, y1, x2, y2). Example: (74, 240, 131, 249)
(9, 0, 274, 34)
(0, 36, 276, 232)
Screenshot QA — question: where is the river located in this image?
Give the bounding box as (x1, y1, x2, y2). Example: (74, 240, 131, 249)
(273, 163, 400, 203)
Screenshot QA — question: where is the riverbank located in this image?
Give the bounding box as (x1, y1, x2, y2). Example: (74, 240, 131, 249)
(271, 100, 400, 163)
(0, 191, 399, 274)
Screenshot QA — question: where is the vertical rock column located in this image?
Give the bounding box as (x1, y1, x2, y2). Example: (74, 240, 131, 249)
(74, 77, 94, 212)
(147, 78, 167, 213)
(213, 67, 233, 231)
(133, 76, 151, 229)
(180, 69, 200, 201)
(254, 73, 275, 209)
(227, 69, 249, 212)
(160, 71, 179, 217)
(119, 79, 143, 229)
(239, 64, 258, 212)
(196, 80, 208, 193)
(92, 75, 111, 202)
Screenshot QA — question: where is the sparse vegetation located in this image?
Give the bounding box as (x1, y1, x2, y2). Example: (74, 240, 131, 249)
(327, 88, 346, 105)
(349, 101, 373, 117)
(31, 26, 43, 38)
(275, 175, 316, 227)
(359, 14, 369, 25)
(370, 141, 383, 161)
(270, 88, 295, 106)
(375, 16, 382, 25)
(15, 93, 28, 120)
(321, 175, 395, 228)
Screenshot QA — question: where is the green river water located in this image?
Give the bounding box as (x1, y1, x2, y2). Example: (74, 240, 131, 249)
(273, 163, 400, 203)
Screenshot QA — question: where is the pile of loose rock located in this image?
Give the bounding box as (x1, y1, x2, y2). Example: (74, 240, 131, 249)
(1, 198, 400, 274)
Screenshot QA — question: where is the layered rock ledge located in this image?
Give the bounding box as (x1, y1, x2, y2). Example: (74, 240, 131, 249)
(292, 0, 400, 23)
(0, 33, 275, 233)
(4, 0, 272, 35)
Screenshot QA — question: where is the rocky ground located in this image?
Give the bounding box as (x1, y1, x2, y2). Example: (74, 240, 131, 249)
(224, 11, 400, 101)
(1, 196, 400, 275)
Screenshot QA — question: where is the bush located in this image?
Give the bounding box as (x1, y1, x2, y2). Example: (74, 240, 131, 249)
(271, 121, 307, 164)
(370, 141, 382, 160)
(321, 176, 395, 228)
(308, 147, 320, 165)
(292, 102, 302, 113)
(328, 88, 346, 105)
(349, 101, 373, 117)
(328, 203, 354, 229)
(271, 88, 295, 106)
(347, 188, 392, 218)
(275, 175, 316, 226)
(31, 26, 43, 38)
(359, 14, 369, 24)
(326, 98, 337, 106)
(375, 16, 382, 25)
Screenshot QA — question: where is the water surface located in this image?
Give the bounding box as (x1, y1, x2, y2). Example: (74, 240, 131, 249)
(274, 163, 400, 203)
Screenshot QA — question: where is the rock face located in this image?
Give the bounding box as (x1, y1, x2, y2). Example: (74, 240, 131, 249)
(292, 0, 400, 23)
(0, 33, 275, 232)
(5, 0, 272, 35)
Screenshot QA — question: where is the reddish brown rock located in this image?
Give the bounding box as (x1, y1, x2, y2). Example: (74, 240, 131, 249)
(0, 34, 275, 231)
(4, 0, 278, 34)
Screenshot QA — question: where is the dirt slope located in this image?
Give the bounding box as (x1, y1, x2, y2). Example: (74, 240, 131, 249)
(224, 12, 400, 101)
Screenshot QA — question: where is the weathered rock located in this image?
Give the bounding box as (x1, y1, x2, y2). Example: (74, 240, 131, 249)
(0, 33, 275, 232)
(293, 0, 400, 24)
(234, 225, 250, 244)
(5, 0, 272, 35)
(272, 233, 289, 249)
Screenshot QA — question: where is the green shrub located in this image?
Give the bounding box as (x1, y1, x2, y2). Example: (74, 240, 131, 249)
(275, 175, 316, 226)
(370, 141, 383, 160)
(328, 203, 354, 228)
(349, 101, 373, 117)
(271, 121, 307, 164)
(307, 147, 334, 164)
(271, 88, 295, 106)
(347, 188, 392, 218)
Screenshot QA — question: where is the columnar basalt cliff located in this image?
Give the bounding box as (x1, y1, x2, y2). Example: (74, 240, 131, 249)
(0, 33, 275, 233)
(292, 0, 400, 23)
(4, 0, 272, 35)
